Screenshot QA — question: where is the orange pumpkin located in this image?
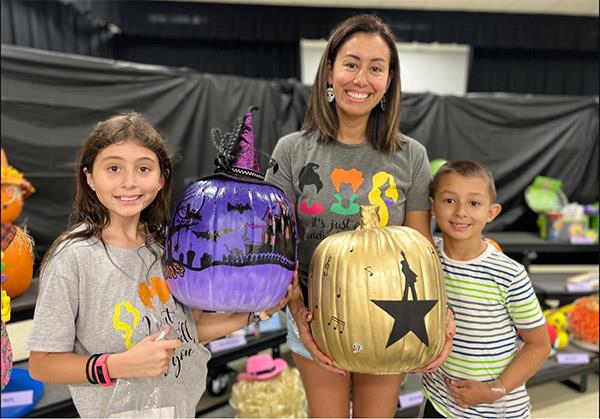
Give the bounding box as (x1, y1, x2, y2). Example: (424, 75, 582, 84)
(1, 149, 35, 224)
(568, 295, 599, 344)
(1, 185, 24, 224)
(2, 227, 34, 299)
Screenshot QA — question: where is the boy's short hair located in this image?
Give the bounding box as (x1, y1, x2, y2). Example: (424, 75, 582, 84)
(430, 160, 497, 202)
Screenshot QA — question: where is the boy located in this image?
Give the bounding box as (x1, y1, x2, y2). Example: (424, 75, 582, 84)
(422, 160, 550, 418)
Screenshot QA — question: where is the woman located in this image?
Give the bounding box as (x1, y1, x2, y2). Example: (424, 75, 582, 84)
(266, 14, 454, 418)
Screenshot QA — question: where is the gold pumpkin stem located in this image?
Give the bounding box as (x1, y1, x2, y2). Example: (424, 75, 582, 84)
(359, 205, 380, 228)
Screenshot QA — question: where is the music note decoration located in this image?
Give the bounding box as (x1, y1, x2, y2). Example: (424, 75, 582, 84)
(327, 315, 345, 334)
(352, 343, 363, 353)
(323, 254, 333, 277)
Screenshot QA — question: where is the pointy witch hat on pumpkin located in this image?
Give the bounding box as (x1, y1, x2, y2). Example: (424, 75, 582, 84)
(211, 106, 265, 182)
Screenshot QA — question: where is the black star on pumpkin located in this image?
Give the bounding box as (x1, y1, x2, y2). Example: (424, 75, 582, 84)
(371, 299, 438, 348)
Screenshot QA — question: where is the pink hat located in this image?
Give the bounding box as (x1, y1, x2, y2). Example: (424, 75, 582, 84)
(237, 354, 288, 381)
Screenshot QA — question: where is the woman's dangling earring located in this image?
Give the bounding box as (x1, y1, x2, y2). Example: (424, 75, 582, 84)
(326, 86, 335, 103)
(380, 95, 387, 111)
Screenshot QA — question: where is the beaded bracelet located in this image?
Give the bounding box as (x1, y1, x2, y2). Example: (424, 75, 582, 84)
(487, 379, 507, 398)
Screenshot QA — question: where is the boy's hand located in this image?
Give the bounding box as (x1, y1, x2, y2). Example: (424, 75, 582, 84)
(445, 378, 499, 408)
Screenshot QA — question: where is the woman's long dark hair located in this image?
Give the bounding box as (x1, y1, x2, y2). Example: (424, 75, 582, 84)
(41, 112, 172, 275)
(302, 14, 405, 153)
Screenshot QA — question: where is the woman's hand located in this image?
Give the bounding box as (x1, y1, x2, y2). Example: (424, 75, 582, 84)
(288, 264, 347, 376)
(109, 325, 181, 378)
(410, 308, 455, 373)
(445, 378, 499, 408)
(287, 270, 347, 376)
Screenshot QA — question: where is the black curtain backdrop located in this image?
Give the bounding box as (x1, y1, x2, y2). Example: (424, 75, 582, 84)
(1, 0, 597, 95)
(469, 48, 599, 96)
(1, 45, 598, 256)
(0, 0, 115, 58)
(115, 36, 300, 80)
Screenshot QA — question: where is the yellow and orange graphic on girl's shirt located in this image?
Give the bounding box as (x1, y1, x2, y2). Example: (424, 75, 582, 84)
(111, 276, 199, 378)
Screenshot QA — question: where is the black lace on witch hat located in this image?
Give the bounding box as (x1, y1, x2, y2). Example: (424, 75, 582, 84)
(211, 106, 264, 181)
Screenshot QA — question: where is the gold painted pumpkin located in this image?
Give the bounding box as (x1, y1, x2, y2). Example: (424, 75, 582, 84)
(309, 205, 447, 374)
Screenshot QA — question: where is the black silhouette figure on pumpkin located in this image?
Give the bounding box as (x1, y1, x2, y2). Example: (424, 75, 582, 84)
(400, 250, 418, 301)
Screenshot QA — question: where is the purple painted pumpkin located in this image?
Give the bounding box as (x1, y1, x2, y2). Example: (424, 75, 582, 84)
(165, 107, 297, 311)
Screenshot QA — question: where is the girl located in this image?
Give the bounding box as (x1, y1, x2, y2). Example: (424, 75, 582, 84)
(28, 113, 292, 417)
(265, 14, 454, 417)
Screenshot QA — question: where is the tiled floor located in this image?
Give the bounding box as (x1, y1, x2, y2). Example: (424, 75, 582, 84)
(530, 372, 598, 418)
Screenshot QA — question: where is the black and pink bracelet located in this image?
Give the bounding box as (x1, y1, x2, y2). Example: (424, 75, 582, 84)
(85, 354, 101, 385)
(86, 353, 115, 386)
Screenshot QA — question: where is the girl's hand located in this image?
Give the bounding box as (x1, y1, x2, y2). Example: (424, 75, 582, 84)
(445, 378, 498, 408)
(289, 300, 347, 376)
(112, 326, 182, 378)
(410, 308, 456, 373)
(264, 268, 299, 317)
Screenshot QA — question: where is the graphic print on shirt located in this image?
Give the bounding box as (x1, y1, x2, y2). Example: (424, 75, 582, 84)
(367, 171, 398, 226)
(138, 276, 171, 308)
(111, 275, 199, 378)
(113, 301, 141, 350)
(330, 168, 364, 215)
(298, 162, 325, 215)
(297, 164, 402, 238)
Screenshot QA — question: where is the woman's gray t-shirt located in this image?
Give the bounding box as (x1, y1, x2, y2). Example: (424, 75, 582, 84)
(265, 131, 432, 293)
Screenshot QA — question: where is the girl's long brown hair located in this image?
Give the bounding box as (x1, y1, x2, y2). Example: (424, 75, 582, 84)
(302, 14, 405, 153)
(41, 112, 172, 273)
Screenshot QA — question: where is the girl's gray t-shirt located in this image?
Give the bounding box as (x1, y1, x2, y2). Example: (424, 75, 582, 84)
(28, 236, 211, 418)
(265, 131, 432, 292)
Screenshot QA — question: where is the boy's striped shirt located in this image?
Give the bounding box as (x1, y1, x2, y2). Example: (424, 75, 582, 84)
(422, 239, 546, 418)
